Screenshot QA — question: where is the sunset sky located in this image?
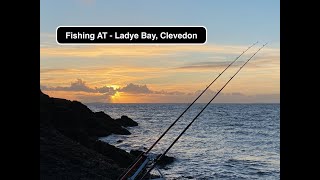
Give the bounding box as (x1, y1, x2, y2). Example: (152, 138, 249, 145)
(40, 0, 280, 103)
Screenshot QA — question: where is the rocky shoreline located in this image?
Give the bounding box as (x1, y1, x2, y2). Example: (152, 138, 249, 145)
(40, 91, 173, 180)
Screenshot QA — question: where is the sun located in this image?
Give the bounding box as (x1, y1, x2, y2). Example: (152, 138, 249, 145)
(108, 85, 120, 90)
(111, 91, 121, 99)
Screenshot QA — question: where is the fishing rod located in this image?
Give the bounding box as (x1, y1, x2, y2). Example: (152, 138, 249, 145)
(118, 41, 258, 180)
(139, 43, 268, 180)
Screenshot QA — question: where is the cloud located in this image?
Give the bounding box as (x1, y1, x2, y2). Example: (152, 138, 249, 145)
(41, 79, 118, 95)
(41, 79, 279, 103)
(76, 92, 112, 103)
(41, 79, 96, 92)
(95, 86, 118, 94)
(175, 49, 280, 71)
(154, 90, 186, 95)
(119, 83, 152, 94)
(118, 83, 188, 95)
(40, 40, 279, 96)
(176, 61, 235, 70)
(40, 38, 280, 59)
(173, 56, 280, 72)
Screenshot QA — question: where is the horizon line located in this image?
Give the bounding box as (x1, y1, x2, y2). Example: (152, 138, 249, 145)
(84, 102, 280, 104)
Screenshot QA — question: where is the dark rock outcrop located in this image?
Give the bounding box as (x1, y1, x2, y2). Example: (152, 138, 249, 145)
(157, 154, 175, 168)
(115, 115, 138, 127)
(130, 149, 145, 157)
(40, 91, 137, 180)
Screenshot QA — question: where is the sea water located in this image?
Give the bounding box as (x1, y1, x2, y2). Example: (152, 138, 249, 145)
(87, 103, 280, 180)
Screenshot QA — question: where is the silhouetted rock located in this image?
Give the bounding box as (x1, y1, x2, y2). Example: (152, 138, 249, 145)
(40, 91, 136, 179)
(157, 154, 175, 168)
(40, 118, 124, 180)
(42, 91, 135, 139)
(93, 140, 134, 168)
(116, 115, 138, 127)
(130, 149, 145, 157)
(40, 90, 170, 179)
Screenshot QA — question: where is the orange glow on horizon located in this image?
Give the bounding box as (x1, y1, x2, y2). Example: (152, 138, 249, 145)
(111, 92, 121, 102)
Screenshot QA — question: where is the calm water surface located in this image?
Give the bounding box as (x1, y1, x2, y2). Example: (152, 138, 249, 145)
(87, 103, 280, 180)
